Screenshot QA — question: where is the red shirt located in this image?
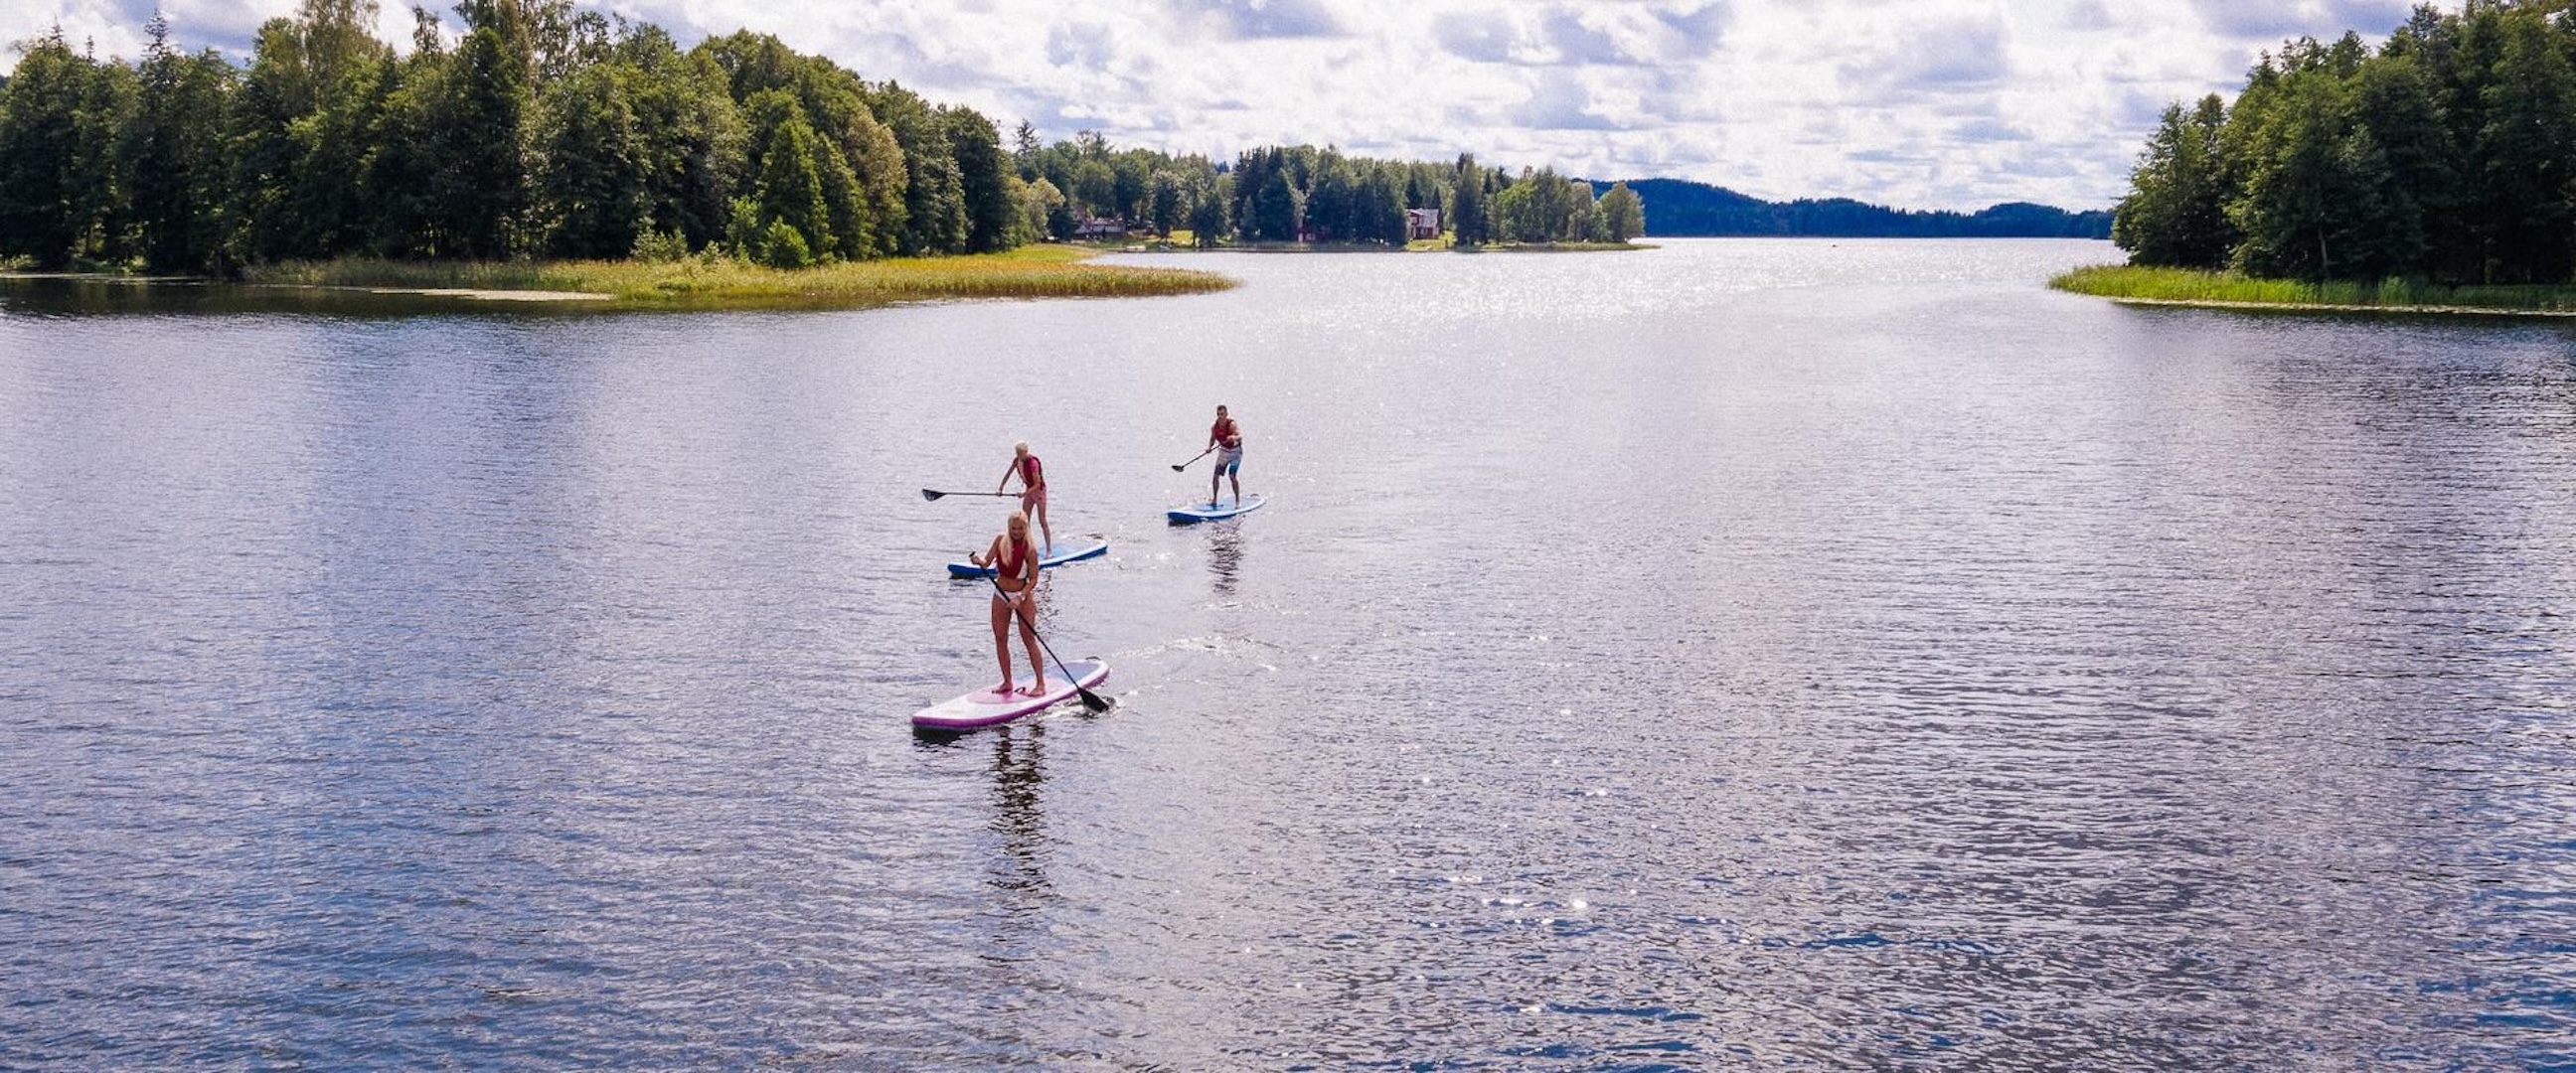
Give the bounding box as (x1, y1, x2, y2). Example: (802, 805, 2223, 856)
(1017, 454, 1044, 489)
(1211, 419, 1240, 448)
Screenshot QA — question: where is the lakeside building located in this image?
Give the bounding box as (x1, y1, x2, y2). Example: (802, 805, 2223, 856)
(1406, 208, 1441, 240)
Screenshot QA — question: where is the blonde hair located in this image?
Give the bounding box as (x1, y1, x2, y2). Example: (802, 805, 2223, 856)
(1014, 440, 1030, 455)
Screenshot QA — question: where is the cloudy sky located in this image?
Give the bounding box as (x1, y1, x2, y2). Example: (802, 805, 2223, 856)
(7, 0, 2434, 211)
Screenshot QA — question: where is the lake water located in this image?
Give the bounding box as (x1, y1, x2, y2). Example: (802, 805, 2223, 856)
(3, 240, 2571, 1070)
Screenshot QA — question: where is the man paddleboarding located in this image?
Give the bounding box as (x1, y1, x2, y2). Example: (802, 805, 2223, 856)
(997, 440, 1051, 551)
(1207, 404, 1244, 507)
(967, 511, 1047, 696)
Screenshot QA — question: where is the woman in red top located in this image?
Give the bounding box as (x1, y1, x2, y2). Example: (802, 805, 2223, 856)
(967, 511, 1046, 695)
(997, 440, 1052, 551)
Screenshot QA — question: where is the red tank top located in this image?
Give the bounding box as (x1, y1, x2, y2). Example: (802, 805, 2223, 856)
(1018, 454, 1043, 488)
(1211, 418, 1239, 447)
(995, 536, 1029, 579)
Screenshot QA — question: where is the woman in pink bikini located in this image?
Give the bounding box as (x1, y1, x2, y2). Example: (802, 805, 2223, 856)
(966, 510, 1046, 696)
(997, 440, 1052, 551)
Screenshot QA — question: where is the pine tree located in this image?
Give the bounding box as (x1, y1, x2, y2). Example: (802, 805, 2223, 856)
(1450, 154, 1487, 245)
(745, 90, 833, 262)
(1252, 168, 1300, 241)
(128, 15, 239, 272)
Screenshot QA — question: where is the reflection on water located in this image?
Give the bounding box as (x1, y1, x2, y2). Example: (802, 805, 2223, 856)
(0, 274, 616, 318)
(986, 722, 1049, 900)
(1203, 526, 1245, 596)
(2, 240, 2571, 1069)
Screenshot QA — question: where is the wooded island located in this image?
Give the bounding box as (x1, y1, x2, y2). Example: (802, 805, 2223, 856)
(2070, 0, 2576, 314)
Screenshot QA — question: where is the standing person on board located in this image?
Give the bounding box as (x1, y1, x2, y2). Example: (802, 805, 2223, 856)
(966, 511, 1047, 696)
(997, 440, 1051, 551)
(1207, 404, 1245, 507)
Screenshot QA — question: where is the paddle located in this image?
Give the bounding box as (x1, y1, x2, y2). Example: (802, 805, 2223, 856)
(1171, 446, 1213, 472)
(921, 488, 1017, 502)
(986, 574, 1111, 713)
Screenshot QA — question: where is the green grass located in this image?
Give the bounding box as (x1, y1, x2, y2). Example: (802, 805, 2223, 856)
(2051, 264, 2576, 314)
(245, 244, 1234, 308)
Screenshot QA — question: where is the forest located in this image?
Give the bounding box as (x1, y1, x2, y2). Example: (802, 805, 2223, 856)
(0, 0, 1645, 275)
(2113, 0, 2576, 285)
(1614, 179, 2110, 239)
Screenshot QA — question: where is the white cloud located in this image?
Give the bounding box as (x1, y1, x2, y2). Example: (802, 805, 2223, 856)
(0, 0, 2459, 212)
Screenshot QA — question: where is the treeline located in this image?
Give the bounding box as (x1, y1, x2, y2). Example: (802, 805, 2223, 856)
(0, 1, 1645, 274)
(2115, 0, 2576, 284)
(1009, 137, 1643, 247)
(0, 0, 1025, 272)
(1612, 179, 2111, 238)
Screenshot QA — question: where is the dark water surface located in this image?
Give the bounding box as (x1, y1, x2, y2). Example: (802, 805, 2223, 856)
(4, 240, 2572, 1070)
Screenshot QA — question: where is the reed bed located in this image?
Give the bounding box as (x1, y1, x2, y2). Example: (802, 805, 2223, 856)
(248, 244, 1234, 308)
(2052, 264, 2576, 314)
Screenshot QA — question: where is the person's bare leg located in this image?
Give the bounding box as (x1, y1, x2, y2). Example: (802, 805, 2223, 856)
(989, 597, 1014, 692)
(1017, 598, 1046, 693)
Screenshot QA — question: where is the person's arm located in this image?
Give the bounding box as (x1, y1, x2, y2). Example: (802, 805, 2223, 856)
(998, 459, 1018, 494)
(970, 535, 996, 567)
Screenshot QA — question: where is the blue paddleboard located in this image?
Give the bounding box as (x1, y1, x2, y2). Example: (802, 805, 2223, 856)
(947, 536, 1109, 578)
(1167, 494, 1267, 525)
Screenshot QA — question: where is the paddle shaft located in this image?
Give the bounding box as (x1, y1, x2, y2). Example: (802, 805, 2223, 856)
(923, 488, 1018, 501)
(987, 575, 1109, 712)
(1172, 446, 1213, 472)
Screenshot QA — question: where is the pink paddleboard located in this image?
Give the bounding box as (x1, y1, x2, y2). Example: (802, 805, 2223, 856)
(911, 658, 1109, 730)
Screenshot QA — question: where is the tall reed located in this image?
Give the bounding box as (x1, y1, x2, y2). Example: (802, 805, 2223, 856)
(248, 245, 1234, 308)
(2051, 264, 2576, 314)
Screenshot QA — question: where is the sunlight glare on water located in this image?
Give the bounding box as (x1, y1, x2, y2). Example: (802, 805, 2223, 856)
(2, 239, 2572, 1069)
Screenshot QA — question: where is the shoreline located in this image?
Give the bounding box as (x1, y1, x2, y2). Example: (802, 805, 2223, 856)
(2096, 294, 2576, 319)
(1072, 237, 1651, 253)
(2052, 264, 2576, 319)
(3, 245, 1234, 310)
(311, 284, 614, 302)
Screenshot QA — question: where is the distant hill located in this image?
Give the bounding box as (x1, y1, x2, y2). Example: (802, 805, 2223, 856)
(1603, 179, 2113, 239)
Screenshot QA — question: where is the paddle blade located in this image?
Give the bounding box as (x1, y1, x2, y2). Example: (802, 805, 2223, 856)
(920, 488, 944, 501)
(1075, 686, 1112, 712)
(1170, 464, 1186, 472)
